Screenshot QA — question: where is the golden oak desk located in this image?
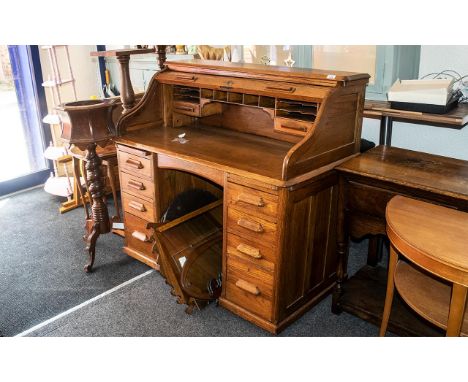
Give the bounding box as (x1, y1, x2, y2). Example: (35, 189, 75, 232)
(114, 60, 369, 333)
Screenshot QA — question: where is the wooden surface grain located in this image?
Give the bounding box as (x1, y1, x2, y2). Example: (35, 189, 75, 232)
(337, 145, 468, 202)
(117, 125, 293, 181)
(386, 195, 468, 279)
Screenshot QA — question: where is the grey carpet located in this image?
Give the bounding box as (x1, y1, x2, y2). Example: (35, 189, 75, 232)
(27, 239, 382, 337)
(1, 186, 386, 337)
(0, 187, 150, 336)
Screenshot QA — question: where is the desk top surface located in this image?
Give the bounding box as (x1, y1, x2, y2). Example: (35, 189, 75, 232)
(364, 100, 468, 127)
(337, 145, 468, 201)
(116, 125, 294, 183)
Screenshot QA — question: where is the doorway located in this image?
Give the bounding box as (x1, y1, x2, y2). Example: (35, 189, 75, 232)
(0, 45, 50, 196)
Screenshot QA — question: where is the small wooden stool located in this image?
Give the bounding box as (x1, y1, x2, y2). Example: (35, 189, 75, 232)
(380, 195, 468, 337)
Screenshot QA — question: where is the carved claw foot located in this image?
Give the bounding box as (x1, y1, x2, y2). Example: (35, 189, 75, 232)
(185, 305, 195, 314)
(84, 224, 100, 273)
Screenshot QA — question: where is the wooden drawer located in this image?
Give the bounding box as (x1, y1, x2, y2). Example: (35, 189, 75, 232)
(117, 150, 153, 180)
(226, 233, 276, 272)
(225, 256, 273, 320)
(124, 213, 156, 261)
(120, 171, 155, 201)
(173, 100, 200, 117)
(122, 192, 156, 222)
(347, 181, 398, 218)
(227, 208, 277, 247)
(274, 117, 313, 137)
(226, 182, 278, 222)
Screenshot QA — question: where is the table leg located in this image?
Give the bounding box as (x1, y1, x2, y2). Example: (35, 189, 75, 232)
(73, 157, 89, 220)
(367, 236, 384, 266)
(385, 117, 393, 146)
(332, 176, 348, 314)
(105, 160, 121, 222)
(379, 117, 387, 145)
(379, 244, 398, 336)
(446, 284, 467, 336)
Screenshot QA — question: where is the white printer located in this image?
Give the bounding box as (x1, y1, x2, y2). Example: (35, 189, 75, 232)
(387, 78, 460, 114)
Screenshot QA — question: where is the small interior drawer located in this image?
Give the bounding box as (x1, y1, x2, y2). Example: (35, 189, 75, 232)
(274, 117, 314, 137)
(226, 182, 278, 222)
(226, 208, 277, 247)
(225, 256, 273, 320)
(120, 171, 155, 201)
(117, 150, 153, 180)
(122, 192, 156, 222)
(173, 100, 200, 117)
(124, 213, 156, 261)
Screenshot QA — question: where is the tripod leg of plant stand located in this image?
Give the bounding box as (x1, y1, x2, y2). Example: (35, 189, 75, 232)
(85, 223, 100, 272)
(83, 143, 111, 272)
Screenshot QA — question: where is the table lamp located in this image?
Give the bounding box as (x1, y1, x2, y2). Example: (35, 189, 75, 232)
(58, 99, 117, 272)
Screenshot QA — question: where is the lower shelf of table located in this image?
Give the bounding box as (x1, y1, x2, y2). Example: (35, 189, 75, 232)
(338, 265, 444, 336)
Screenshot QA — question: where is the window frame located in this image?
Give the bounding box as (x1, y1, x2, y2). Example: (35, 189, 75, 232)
(292, 45, 421, 100)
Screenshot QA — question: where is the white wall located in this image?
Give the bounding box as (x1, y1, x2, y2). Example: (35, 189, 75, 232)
(361, 45, 468, 160)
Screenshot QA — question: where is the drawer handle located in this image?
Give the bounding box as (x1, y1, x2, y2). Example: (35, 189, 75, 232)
(126, 158, 143, 169)
(235, 279, 260, 296)
(174, 105, 195, 112)
(129, 200, 146, 212)
(131, 230, 151, 242)
(236, 193, 265, 207)
(236, 243, 262, 259)
(279, 122, 307, 132)
(265, 86, 296, 93)
(127, 179, 145, 191)
(237, 218, 264, 233)
(175, 75, 197, 81)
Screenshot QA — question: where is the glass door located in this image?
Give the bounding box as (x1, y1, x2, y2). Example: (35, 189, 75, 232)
(0, 45, 50, 196)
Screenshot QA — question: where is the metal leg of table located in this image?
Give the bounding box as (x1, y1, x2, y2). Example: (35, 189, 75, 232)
(385, 117, 393, 146)
(379, 116, 388, 145)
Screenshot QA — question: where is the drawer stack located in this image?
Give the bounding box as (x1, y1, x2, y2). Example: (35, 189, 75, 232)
(223, 179, 279, 322)
(117, 145, 159, 269)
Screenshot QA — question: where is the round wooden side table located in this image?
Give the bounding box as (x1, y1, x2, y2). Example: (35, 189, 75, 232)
(380, 195, 468, 336)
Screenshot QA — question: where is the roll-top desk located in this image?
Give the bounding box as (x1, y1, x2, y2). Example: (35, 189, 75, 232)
(114, 60, 369, 333)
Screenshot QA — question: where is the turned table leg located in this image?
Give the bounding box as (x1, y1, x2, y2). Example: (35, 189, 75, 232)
(116, 54, 135, 113)
(332, 176, 348, 314)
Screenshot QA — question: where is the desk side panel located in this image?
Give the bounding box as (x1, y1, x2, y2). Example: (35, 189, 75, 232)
(116, 72, 166, 136)
(276, 171, 339, 322)
(283, 83, 367, 179)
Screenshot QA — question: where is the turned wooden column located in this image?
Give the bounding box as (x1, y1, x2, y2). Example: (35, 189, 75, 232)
(90, 48, 156, 115)
(332, 176, 348, 314)
(83, 143, 111, 272)
(156, 45, 168, 69)
(117, 54, 135, 113)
